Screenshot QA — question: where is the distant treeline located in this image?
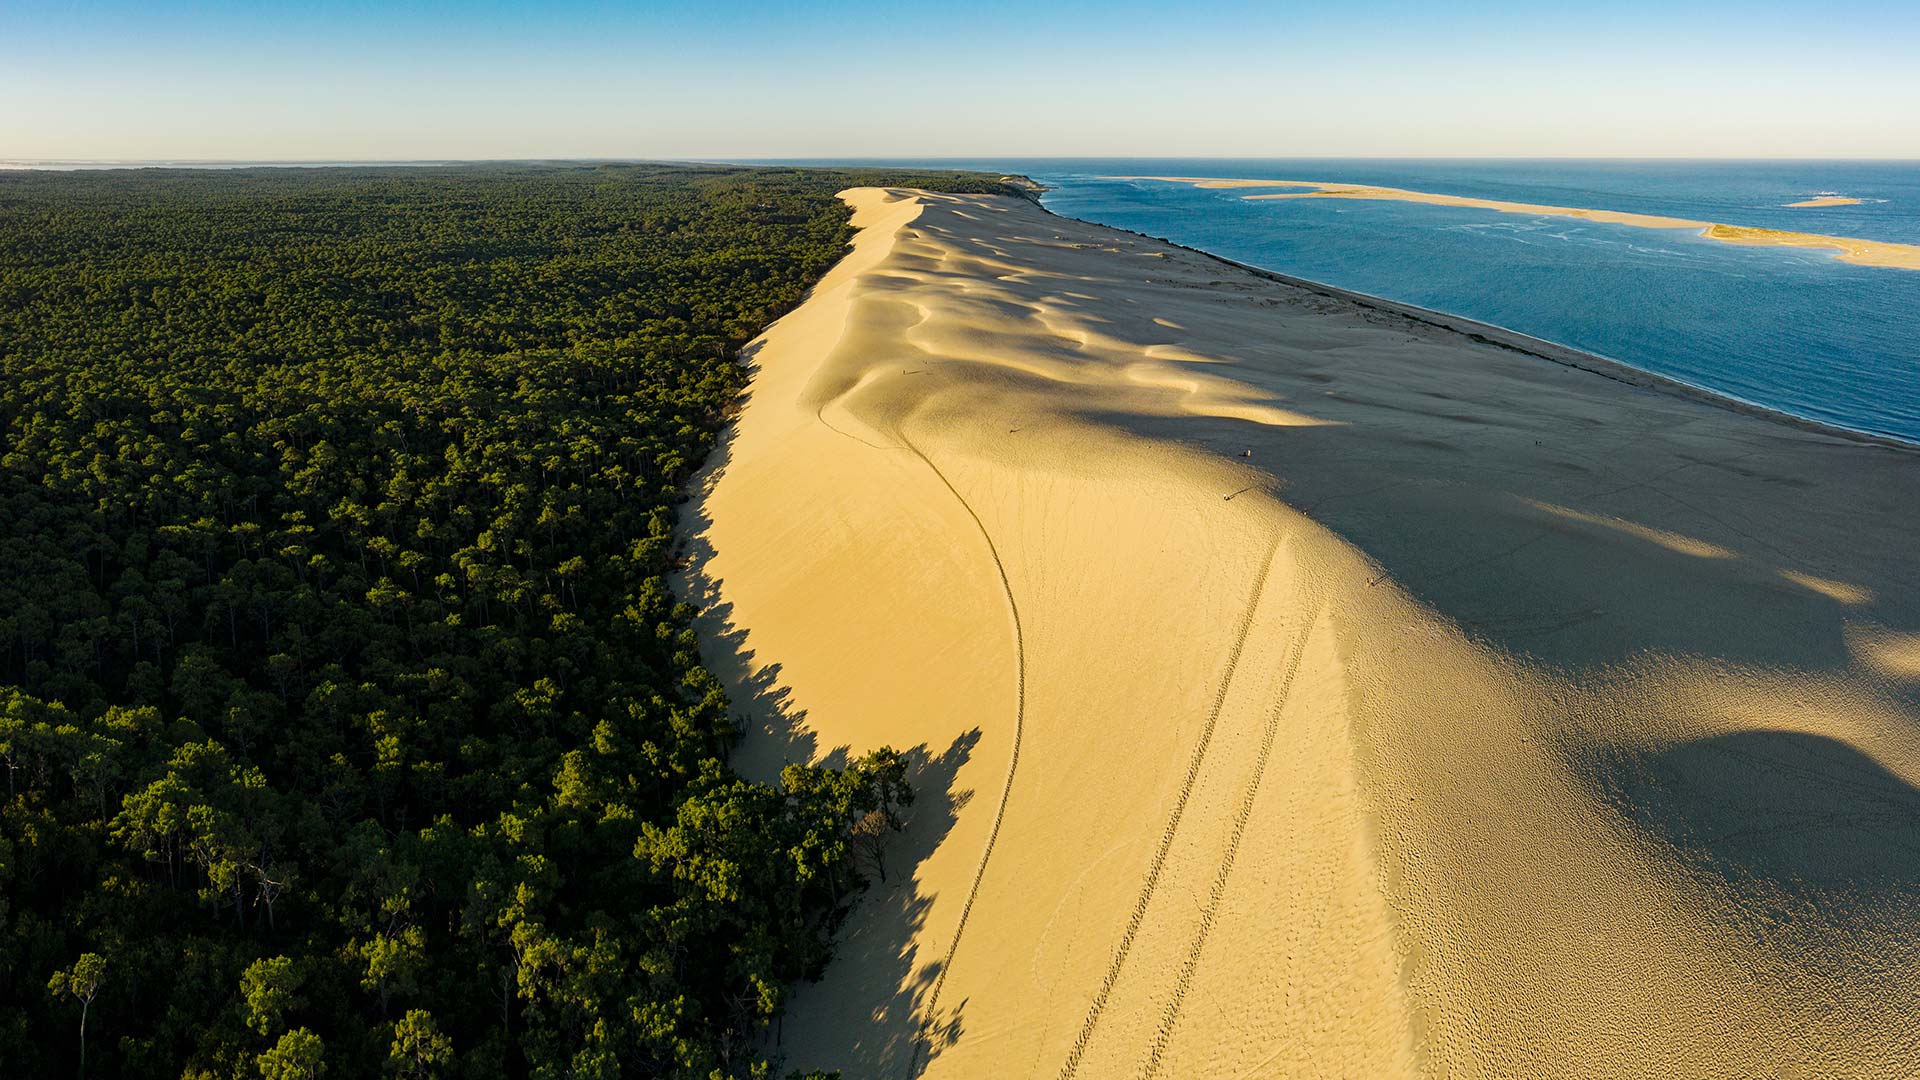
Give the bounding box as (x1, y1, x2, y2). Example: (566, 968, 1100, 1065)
(0, 163, 1019, 1079)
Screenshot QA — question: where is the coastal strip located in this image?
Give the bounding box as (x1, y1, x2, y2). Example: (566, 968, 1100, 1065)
(1127, 176, 1920, 270)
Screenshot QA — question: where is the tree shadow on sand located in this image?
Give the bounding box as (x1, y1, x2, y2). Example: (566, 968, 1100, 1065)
(674, 422, 982, 1075)
(673, 420, 829, 776)
(766, 728, 980, 1077)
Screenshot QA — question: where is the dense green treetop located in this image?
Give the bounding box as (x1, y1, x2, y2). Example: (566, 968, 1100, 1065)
(0, 163, 1004, 1079)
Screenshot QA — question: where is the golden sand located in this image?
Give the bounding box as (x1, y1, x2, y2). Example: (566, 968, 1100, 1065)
(1132, 176, 1920, 270)
(1786, 196, 1864, 207)
(681, 188, 1920, 1079)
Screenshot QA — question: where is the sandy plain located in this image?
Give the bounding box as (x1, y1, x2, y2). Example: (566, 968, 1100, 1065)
(680, 187, 1920, 1079)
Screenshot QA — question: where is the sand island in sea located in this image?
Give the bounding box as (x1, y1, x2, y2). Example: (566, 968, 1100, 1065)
(1133, 175, 1920, 270)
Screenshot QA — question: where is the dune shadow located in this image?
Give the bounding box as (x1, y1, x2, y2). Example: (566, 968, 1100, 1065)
(1099, 373, 1920, 684)
(947, 196, 1920, 683)
(1585, 729, 1920, 906)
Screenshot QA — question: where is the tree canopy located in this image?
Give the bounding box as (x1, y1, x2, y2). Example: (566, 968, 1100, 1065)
(0, 162, 1016, 1079)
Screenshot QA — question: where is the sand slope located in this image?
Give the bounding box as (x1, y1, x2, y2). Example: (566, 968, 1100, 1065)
(680, 189, 1920, 1078)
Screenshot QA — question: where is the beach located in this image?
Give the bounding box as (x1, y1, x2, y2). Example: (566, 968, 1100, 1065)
(680, 188, 1920, 1078)
(1134, 175, 1920, 270)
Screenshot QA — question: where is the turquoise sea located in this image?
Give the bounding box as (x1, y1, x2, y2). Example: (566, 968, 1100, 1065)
(780, 159, 1920, 444)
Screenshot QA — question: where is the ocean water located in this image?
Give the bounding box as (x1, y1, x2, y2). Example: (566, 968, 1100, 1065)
(781, 158, 1920, 444)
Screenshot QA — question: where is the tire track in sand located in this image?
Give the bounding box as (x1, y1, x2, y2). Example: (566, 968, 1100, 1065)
(900, 432, 1026, 1080)
(1137, 596, 1322, 1080)
(1056, 531, 1289, 1080)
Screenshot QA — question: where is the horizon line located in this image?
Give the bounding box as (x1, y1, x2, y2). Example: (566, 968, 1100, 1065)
(7, 154, 1920, 169)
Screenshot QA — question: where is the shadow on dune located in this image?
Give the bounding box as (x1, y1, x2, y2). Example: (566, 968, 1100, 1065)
(675, 417, 983, 1075)
(683, 591, 983, 1074)
(890, 208, 1920, 685)
(1585, 729, 1920, 904)
(674, 424, 828, 774)
(881, 198, 1920, 692)
(688, 592, 829, 771)
(769, 729, 981, 1078)
(1267, 453, 1920, 682)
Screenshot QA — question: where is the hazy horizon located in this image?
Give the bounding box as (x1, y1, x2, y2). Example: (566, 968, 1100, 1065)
(7, 0, 1920, 162)
(8, 155, 1920, 169)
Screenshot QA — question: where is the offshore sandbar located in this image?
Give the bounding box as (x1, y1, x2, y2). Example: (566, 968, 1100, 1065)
(1128, 176, 1920, 271)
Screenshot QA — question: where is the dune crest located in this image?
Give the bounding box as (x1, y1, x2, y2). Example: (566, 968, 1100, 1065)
(681, 188, 1920, 1077)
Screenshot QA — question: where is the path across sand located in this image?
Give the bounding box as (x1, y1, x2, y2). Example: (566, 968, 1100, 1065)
(680, 189, 1920, 1078)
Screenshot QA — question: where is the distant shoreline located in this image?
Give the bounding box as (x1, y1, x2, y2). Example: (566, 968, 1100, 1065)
(1027, 182, 1918, 451)
(1189, 251, 1920, 452)
(1126, 176, 1920, 271)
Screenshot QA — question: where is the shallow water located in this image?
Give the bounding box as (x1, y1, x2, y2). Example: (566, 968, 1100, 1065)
(785, 158, 1920, 443)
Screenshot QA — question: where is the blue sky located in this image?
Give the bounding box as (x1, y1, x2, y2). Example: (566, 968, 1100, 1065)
(5, 0, 1918, 160)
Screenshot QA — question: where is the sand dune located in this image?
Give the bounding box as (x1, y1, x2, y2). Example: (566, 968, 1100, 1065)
(1131, 176, 1920, 271)
(679, 188, 1920, 1078)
